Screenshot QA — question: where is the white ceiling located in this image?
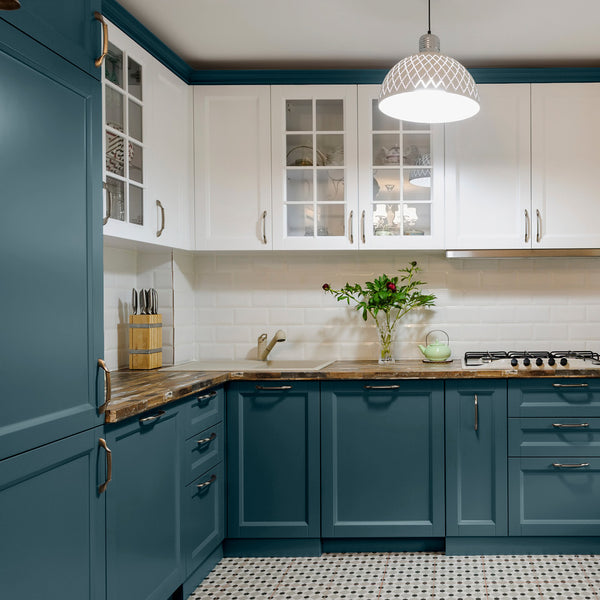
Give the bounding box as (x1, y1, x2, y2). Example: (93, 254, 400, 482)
(117, 0, 600, 71)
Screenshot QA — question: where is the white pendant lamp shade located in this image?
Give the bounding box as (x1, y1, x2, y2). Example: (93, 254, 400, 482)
(379, 33, 480, 123)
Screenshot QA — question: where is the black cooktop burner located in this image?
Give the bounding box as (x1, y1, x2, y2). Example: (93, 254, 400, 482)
(464, 350, 600, 366)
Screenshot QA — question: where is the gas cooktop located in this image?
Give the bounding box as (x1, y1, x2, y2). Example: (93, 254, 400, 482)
(464, 350, 600, 369)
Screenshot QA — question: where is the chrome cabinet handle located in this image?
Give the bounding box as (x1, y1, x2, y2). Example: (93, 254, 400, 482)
(361, 210, 366, 244)
(261, 210, 267, 244)
(474, 394, 479, 432)
(94, 12, 108, 68)
(156, 200, 165, 237)
(197, 390, 217, 402)
(98, 438, 112, 494)
(524, 209, 530, 243)
(536, 209, 541, 243)
(255, 385, 292, 391)
(197, 432, 217, 446)
(553, 423, 589, 428)
(197, 474, 217, 489)
(139, 410, 165, 423)
(349, 210, 354, 244)
(553, 383, 589, 388)
(102, 182, 111, 225)
(552, 463, 590, 468)
(98, 359, 111, 414)
(364, 384, 400, 390)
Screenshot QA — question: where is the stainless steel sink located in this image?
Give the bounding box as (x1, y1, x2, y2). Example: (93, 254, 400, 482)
(163, 359, 334, 372)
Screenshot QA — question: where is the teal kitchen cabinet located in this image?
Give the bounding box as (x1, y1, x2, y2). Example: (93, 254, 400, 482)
(508, 379, 600, 536)
(321, 380, 445, 538)
(0, 18, 103, 461)
(105, 406, 183, 600)
(445, 380, 508, 537)
(0, 428, 106, 600)
(0, 0, 103, 78)
(227, 381, 320, 538)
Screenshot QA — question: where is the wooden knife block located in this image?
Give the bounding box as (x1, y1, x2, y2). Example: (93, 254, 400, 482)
(129, 314, 162, 369)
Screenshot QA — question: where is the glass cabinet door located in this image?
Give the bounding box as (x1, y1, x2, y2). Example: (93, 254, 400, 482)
(102, 27, 145, 229)
(358, 85, 444, 249)
(271, 86, 358, 250)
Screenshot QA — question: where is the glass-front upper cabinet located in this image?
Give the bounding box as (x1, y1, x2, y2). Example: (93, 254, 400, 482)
(271, 86, 358, 250)
(102, 22, 147, 238)
(357, 85, 444, 249)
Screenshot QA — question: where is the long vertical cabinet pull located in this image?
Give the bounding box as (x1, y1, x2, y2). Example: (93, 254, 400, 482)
(536, 209, 542, 243)
(261, 210, 268, 244)
(156, 200, 166, 237)
(524, 209, 530, 243)
(98, 438, 112, 494)
(94, 12, 108, 68)
(474, 394, 479, 431)
(103, 182, 111, 225)
(361, 210, 366, 244)
(349, 210, 354, 244)
(98, 359, 111, 414)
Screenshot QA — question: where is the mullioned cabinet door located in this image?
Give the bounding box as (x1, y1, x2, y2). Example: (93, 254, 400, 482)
(227, 381, 320, 538)
(321, 380, 445, 537)
(445, 380, 508, 536)
(1, 0, 103, 78)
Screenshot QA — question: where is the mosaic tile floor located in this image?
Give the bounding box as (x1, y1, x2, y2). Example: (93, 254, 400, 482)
(188, 553, 600, 600)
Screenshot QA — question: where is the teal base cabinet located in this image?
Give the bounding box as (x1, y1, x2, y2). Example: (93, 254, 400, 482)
(321, 380, 444, 538)
(227, 381, 320, 538)
(0, 428, 106, 599)
(445, 380, 508, 537)
(105, 406, 183, 600)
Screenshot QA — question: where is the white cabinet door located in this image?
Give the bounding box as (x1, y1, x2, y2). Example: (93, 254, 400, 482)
(271, 85, 358, 250)
(358, 85, 444, 249)
(444, 84, 531, 249)
(102, 22, 154, 244)
(532, 83, 600, 249)
(194, 86, 271, 250)
(146, 61, 194, 250)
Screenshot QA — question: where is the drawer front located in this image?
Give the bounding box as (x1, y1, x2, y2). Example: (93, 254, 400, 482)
(508, 379, 600, 417)
(184, 421, 224, 485)
(509, 418, 600, 457)
(185, 387, 224, 437)
(508, 457, 600, 536)
(183, 461, 224, 576)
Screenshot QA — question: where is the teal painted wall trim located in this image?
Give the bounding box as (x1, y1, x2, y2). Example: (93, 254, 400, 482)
(102, 0, 191, 82)
(103, 2, 600, 85)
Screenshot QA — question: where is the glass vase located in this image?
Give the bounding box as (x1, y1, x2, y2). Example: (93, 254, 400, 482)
(375, 314, 395, 364)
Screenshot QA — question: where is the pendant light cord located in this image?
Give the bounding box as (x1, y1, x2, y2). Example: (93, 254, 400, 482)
(427, 0, 431, 34)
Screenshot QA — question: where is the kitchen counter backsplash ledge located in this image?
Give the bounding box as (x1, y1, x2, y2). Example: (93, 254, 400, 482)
(106, 361, 600, 423)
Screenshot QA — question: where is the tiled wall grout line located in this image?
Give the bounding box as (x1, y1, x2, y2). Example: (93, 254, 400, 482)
(376, 552, 391, 599)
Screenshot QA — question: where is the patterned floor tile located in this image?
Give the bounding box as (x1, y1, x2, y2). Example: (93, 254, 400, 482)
(485, 580, 542, 600)
(432, 581, 487, 600)
(536, 579, 598, 599)
(324, 582, 382, 599)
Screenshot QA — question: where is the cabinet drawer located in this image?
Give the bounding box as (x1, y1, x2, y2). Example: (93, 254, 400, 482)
(508, 457, 600, 536)
(508, 379, 600, 417)
(184, 421, 224, 485)
(183, 462, 224, 576)
(509, 418, 600, 457)
(184, 387, 224, 437)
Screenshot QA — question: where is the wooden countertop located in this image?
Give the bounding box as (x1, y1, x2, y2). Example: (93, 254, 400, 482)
(106, 359, 600, 423)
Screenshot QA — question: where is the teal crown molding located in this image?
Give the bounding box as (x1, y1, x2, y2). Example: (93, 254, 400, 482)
(103, 0, 600, 86)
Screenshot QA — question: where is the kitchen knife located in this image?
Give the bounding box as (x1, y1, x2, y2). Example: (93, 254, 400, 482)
(139, 289, 146, 315)
(152, 288, 158, 314)
(132, 288, 138, 315)
(145, 289, 151, 315)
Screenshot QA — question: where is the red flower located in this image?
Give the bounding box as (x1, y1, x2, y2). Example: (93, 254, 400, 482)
(387, 282, 396, 292)
(322, 283, 330, 291)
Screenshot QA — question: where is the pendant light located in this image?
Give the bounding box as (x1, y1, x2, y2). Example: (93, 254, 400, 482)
(0, 0, 21, 9)
(379, 0, 479, 123)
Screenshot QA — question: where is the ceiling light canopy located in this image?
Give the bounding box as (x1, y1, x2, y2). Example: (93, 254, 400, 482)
(379, 1, 480, 124)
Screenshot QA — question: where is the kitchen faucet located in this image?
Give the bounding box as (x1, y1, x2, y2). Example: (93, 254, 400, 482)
(257, 330, 286, 361)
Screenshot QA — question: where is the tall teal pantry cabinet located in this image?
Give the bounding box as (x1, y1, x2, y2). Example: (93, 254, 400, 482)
(0, 4, 105, 599)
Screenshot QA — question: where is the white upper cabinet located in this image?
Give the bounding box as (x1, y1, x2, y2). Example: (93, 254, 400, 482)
(194, 86, 271, 250)
(271, 85, 358, 250)
(358, 85, 445, 249)
(444, 84, 531, 249)
(145, 60, 194, 250)
(531, 83, 600, 248)
(103, 22, 193, 249)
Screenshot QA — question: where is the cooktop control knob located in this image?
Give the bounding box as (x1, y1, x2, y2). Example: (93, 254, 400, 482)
(548, 357, 556, 366)
(510, 358, 518, 367)
(536, 357, 543, 366)
(523, 357, 531, 366)
(560, 357, 568, 366)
